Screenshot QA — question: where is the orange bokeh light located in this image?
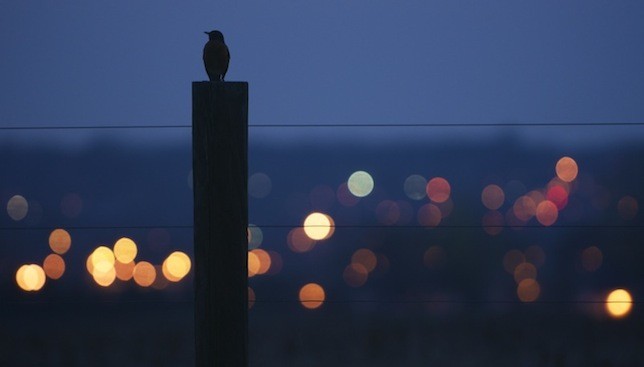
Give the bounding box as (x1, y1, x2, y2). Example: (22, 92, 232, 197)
(426, 177, 451, 203)
(299, 283, 326, 309)
(536, 200, 558, 226)
(133, 261, 156, 287)
(517, 279, 541, 302)
(555, 156, 579, 183)
(418, 203, 442, 227)
(43, 254, 65, 280)
(481, 184, 505, 210)
(49, 229, 71, 255)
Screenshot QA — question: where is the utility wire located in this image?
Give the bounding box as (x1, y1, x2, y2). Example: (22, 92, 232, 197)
(1, 122, 644, 130)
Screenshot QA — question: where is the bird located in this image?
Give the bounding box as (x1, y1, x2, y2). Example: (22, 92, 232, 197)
(203, 30, 230, 82)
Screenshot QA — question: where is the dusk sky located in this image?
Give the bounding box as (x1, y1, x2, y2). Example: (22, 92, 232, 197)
(2, 1, 644, 145)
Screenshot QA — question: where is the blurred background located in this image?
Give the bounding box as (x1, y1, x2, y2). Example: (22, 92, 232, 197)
(1, 1, 643, 366)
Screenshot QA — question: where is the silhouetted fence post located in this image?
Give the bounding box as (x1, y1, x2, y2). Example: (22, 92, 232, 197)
(193, 81, 248, 367)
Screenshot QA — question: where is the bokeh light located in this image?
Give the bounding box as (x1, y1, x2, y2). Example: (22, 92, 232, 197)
(163, 251, 192, 281)
(426, 177, 451, 203)
(606, 289, 633, 319)
(250, 249, 271, 275)
(16, 264, 46, 291)
(343, 263, 368, 287)
(92, 246, 116, 273)
(581, 246, 603, 272)
(133, 261, 156, 287)
(404, 174, 427, 200)
(43, 254, 65, 280)
(513, 262, 537, 284)
(513, 196, 536, 222)
(267, 251, 283, 275)
(555, 156, 579, 183)
(348, 171, 374, 198)
(7, 195, 28, 221)
(482, 210, 504, 236)
(417, 203, 442, 227)
(49, 229, 71, 255)
(303, 212, 334, 240)
(337, 183, 360, 207)
(536, 200, 558, 226)
(503, 250, 525, 274)
(93, 267, 116, 287)
(248, 251, 260, 277)
(617, 196, 638, 220)
(249, 172, 272, 198)
(113, 237, 138, 264)
(115, 260, 135, 281)
(517, 279, 541, 302)
(287, 228, 316, 253)
(247, 224, 263, 249)
(351, 249, 377, 273)
(605, 289, 633, 318)
(546, 185, 568, 210)
(375, 200, 400, 225)
(481, 184, 505, 210)
(299, 283, 325, 309)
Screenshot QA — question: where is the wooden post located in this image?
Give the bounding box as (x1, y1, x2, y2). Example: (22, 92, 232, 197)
(193, 81, 248, 367)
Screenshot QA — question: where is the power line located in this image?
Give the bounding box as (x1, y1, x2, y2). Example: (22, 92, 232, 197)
(1, 122, 644, 130)
(1, 224, 643, 231)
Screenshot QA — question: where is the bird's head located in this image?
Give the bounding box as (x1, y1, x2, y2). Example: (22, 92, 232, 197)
(204, 30, 225, 42)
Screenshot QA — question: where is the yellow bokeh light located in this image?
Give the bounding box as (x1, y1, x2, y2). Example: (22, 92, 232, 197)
(43, 254, 65, 280)
(605, 289, 633, 318)
(299, 283, 325, 309)
(426, 177, 451, 203)
(133, 261, 156, 287)
(303, 212, 334, 241)
(93, 267, 116, 287)
(481, 184, 505, 210)
(16, 264, 45, 291)
(517, 279, 540, 302)
(91, 246, 116, 273)
(347, 171, 374, 198)
(163, 251, 192, 281)
(113, 237, 138, 264)
(7, 195, 29, 221)
(48, 229, 71, 255)
(555, 156, 579, 183)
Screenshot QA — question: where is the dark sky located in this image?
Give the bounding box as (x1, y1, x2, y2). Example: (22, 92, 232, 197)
(1, 1, 644, 146)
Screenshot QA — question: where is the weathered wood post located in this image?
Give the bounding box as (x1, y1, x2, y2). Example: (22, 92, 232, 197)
(193, 81, 248, 367)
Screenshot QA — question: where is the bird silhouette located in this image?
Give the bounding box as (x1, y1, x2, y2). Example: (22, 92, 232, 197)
(203, 30, 230, 82)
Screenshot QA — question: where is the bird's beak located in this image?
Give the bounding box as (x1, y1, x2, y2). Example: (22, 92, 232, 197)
(204, 31, 209, 34)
